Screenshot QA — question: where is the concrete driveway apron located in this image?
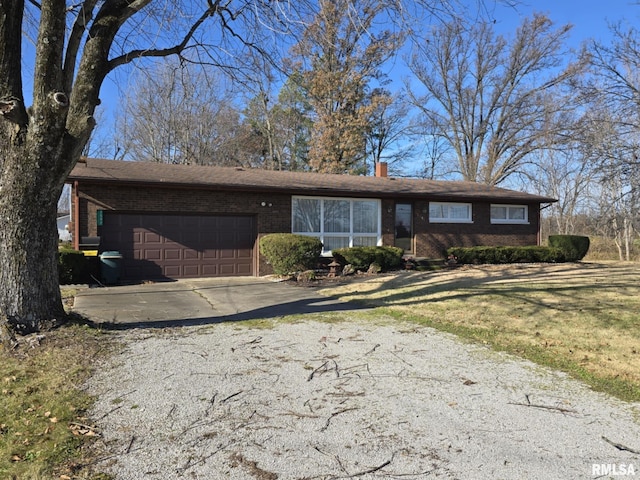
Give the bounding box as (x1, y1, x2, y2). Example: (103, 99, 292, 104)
(73, 277, 357, 328)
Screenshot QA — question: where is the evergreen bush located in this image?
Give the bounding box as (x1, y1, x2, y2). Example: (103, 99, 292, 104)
(58, 248, 86, 284)
(259, 234, 323, 275)
(332, 246, 404, 271)
(548, 235, 590, 262)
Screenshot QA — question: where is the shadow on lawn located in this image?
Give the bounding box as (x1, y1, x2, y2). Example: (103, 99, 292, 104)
(320, 262, 640, 317)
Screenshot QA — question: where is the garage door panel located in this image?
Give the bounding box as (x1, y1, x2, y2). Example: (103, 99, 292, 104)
(202, 251, 219, 260)
(144, 249, 162, 261)
(164, 249, 181, 260)
(184, 249, 199, 260)
(237, 264, 252, 275)
(144, 232, 162, 243)
(183, 265, 201, 277)
(101, 213, 255, 280)
(182, 232, 200, 245)
(201, 265, 218, 276)
(164, 265, 182, 277)
(219, 264, 237, 275)
(219, 249, 236, 259)
(164, 217, 181, 229)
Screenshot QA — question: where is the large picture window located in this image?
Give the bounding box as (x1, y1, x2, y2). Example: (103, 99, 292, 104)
(292, 196, 381, 254)
(429, 202, 472, 223)
(490, 204, 528, 224)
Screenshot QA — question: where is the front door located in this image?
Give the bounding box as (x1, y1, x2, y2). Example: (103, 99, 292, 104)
(394, 203, 412, 252)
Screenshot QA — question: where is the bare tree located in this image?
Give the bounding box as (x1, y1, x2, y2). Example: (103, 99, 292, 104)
(527, 147, 595, 235)
(585, 22, 640, 186)
(0, 0, 313, 340)
(117, 60, 265, 166)
(364, 89, 413, 175)
(578, 104, 640, 260)
(575, 23, 640, 259)
(408, 13, 584, 185)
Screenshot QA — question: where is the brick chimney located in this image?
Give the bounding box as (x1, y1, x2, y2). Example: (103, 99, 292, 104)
(375, 162, 388, 178)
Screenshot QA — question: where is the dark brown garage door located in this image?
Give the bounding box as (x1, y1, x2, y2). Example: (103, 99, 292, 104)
(100, 213, 255, 280)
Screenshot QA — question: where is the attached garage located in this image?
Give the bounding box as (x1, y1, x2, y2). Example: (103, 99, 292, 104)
(100, 213, 255, 280)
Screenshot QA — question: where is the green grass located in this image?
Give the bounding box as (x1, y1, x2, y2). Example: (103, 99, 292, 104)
(0, 302, 114, 479)
(319, 262, 640, 402)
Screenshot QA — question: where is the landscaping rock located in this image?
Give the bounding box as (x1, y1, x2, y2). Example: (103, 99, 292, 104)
(342, 264, 356, 276)
(367, 262, 382, 274)
(296, 270, 317, 283)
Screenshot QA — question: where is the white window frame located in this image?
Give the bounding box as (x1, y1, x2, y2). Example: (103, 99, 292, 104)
(429, 202, 473, 223)
(292, 196, 382, 255)
(490, 204, 529, 224)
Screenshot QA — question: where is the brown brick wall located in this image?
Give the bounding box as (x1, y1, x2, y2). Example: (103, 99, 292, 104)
(411, 201, 540, 258)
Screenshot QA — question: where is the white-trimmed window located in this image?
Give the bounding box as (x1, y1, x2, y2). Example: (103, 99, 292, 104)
(429, 202, 472, 223)
(490, 204, 529, 224)
(292, 196, 381, 254)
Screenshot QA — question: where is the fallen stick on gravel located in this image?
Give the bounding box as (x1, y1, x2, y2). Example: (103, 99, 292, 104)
(602, 436, 640, 454)
(509, 401, 578, 414)
(179, 442, 235, 475)
(336, 453, 394, 478)
(364, 343, 380, 355)
(321, 407, 359, 431)
(125, 435, 135, 454)
(308, 359, 339, 381)
(508, 394, 578, 414)
(222, 390, 243, 403)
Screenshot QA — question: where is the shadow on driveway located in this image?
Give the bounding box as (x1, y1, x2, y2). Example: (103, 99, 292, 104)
(73, 277, 366, 330)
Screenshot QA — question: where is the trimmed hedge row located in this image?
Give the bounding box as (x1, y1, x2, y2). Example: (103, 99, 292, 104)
(446, 235, 590, 265)
(259, 233, 323, 275)
(446, 246, 567, 264)
(332, 246, 404, 271)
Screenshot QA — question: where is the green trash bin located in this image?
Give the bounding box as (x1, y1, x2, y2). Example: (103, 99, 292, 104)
(99, 251, 123, 284)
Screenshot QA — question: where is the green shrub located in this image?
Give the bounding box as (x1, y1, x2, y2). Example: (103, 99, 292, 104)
(332, 246, 404, 271)
(446, 246, 566, 264)
(548, 235, 590, 262)
(259, 234, 323, 275)
(58, 248, 86, 284)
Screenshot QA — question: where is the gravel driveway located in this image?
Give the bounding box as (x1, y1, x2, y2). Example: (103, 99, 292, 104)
(86, 315, 640, 479)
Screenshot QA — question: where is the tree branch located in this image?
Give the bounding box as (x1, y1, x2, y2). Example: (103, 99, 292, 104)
(0, 0, 26, 114)
(33, 0, 66, 102)
(63, 0, 99, 93)
(107, 1, 220, 72)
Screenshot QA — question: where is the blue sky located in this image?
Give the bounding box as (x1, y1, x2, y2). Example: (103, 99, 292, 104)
(491, 0, 639, 45)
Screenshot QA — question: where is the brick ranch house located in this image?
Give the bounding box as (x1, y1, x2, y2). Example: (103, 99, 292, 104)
(67, 158, 556, 281)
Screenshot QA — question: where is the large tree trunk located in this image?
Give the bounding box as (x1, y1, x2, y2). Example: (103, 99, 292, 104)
(0, 0, 230, 343)
(0, 138, 66, 335)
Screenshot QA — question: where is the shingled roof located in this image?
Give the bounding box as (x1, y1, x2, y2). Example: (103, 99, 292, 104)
(68, 158, 556, 203)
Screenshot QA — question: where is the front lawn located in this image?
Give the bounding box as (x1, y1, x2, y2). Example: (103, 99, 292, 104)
(318, 262, 640, 402)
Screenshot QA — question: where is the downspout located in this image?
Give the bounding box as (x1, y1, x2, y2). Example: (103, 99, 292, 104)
(72, 181, 80, 251)
(539, 203, 553, 246)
